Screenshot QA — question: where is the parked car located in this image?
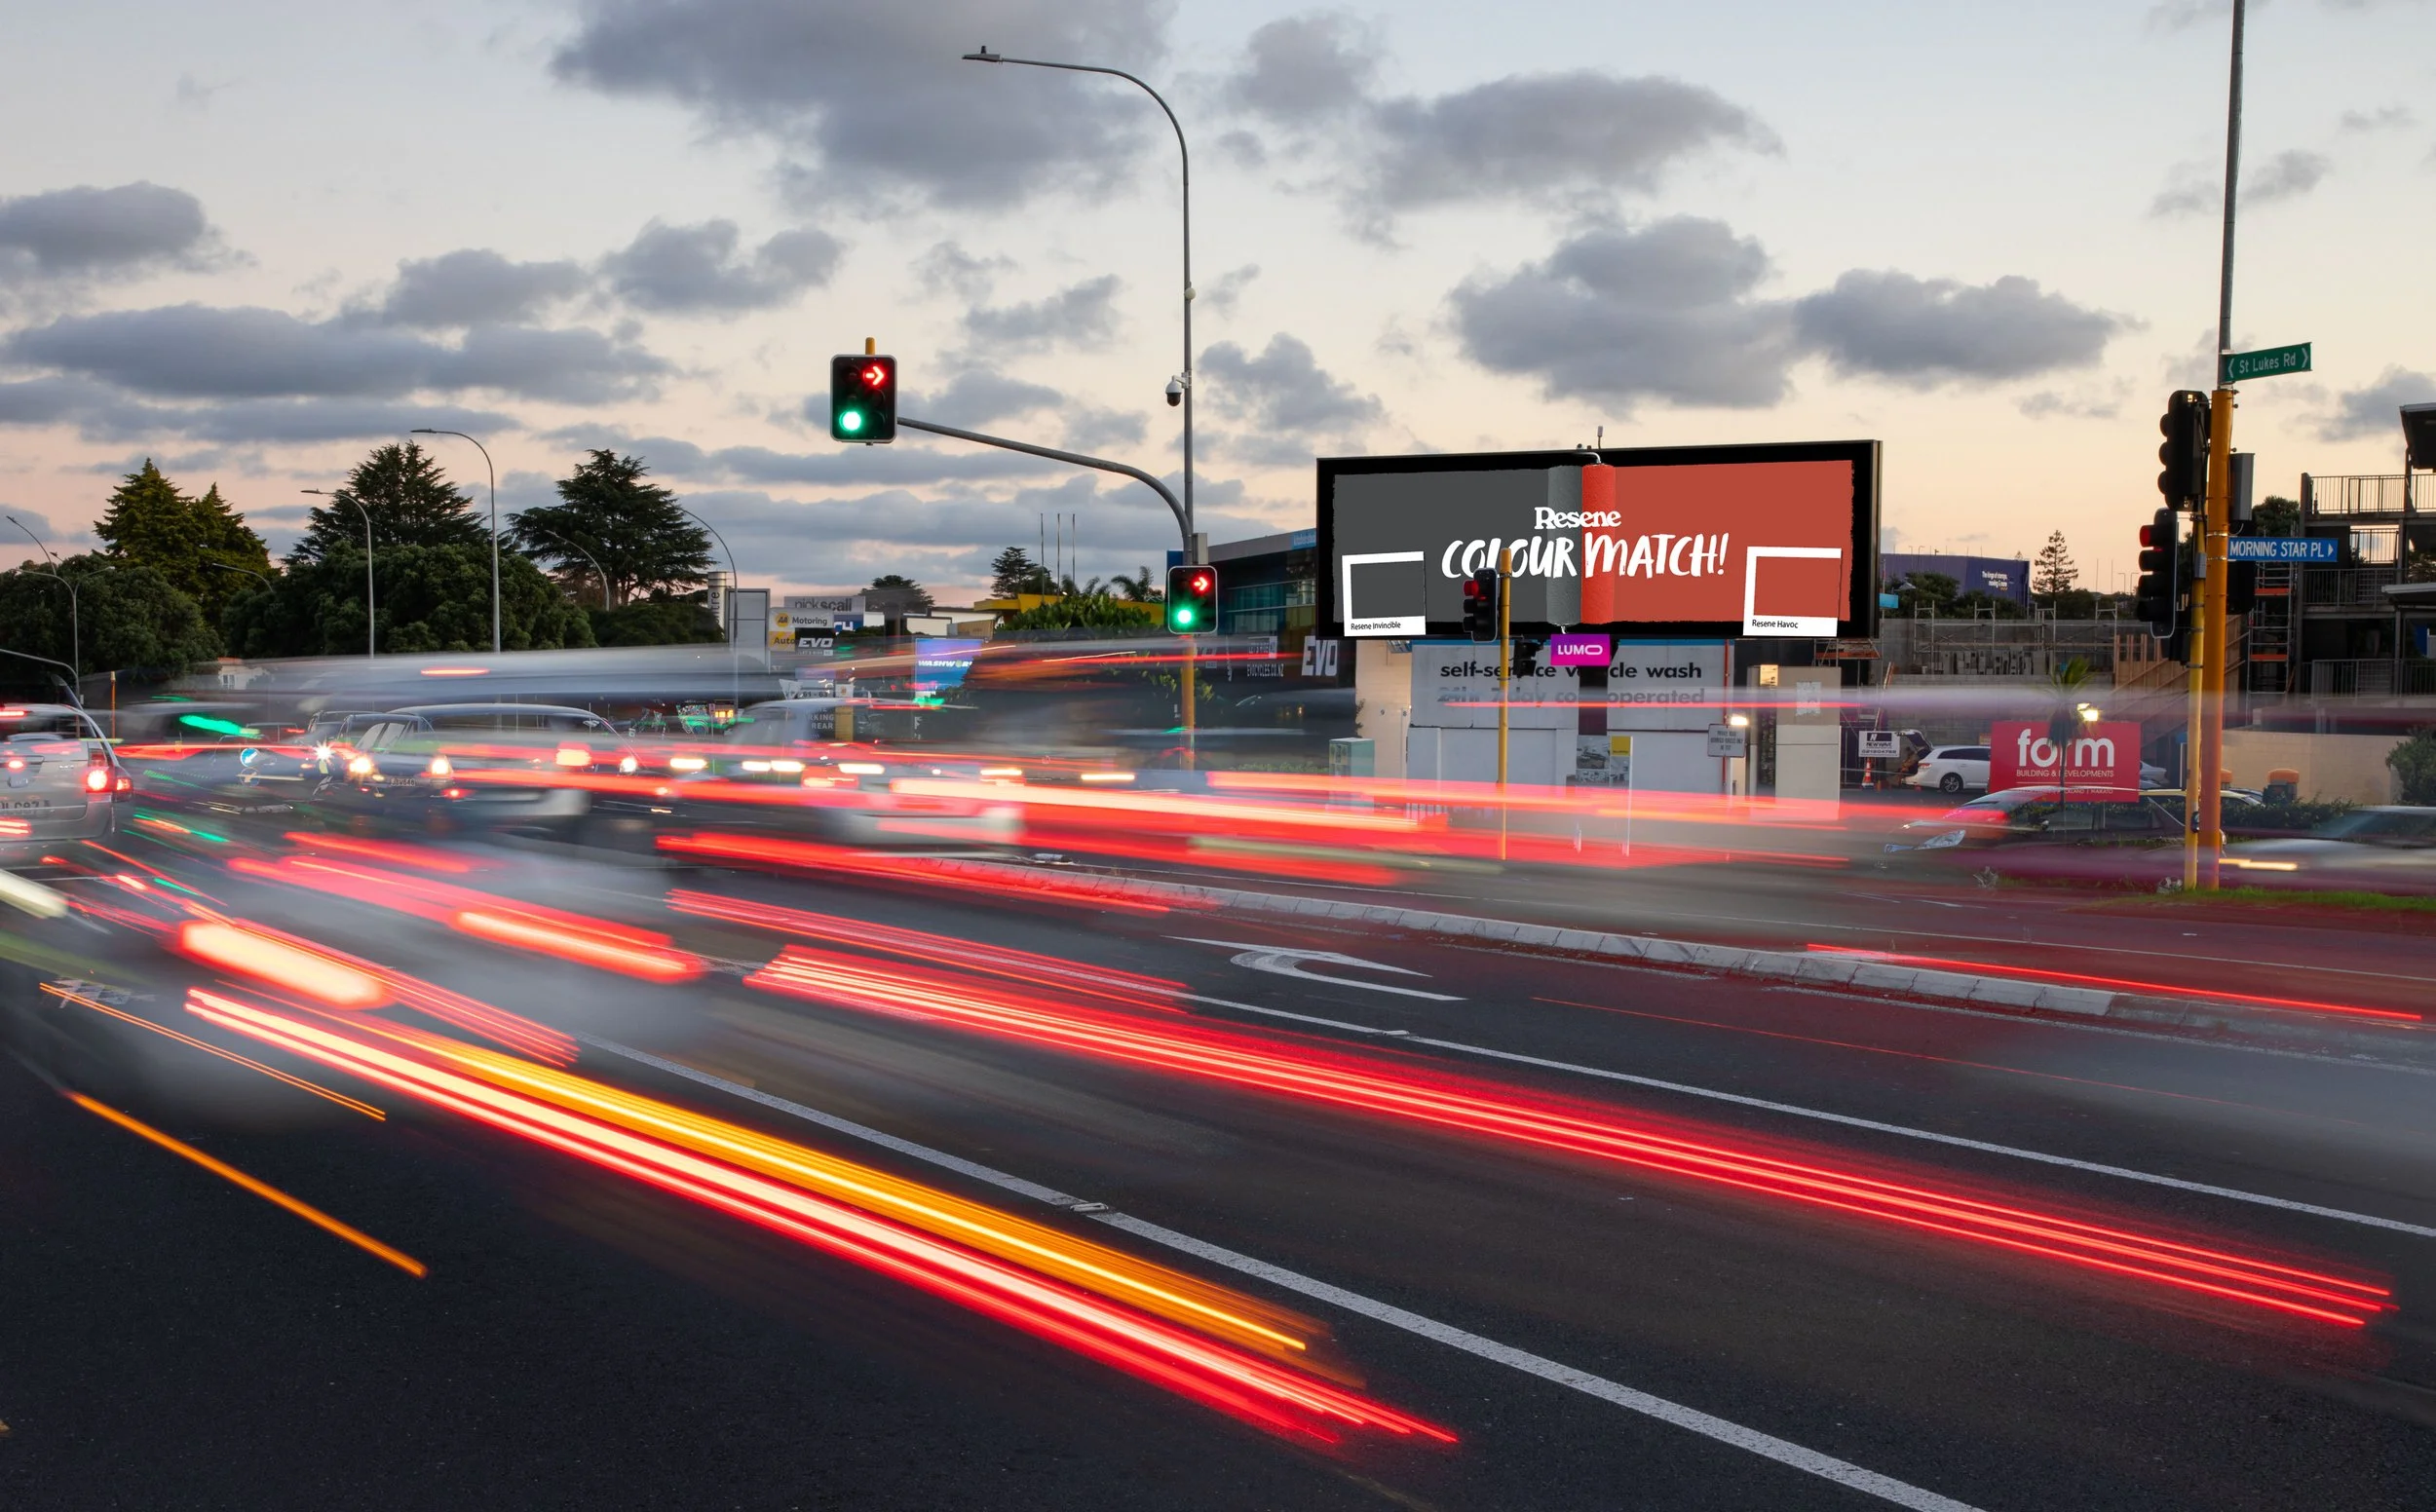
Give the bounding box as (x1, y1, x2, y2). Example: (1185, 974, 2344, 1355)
(0, 702, 131, 868)
(1902, 745, 1991, 795)
(1883, 789, 2262, 881)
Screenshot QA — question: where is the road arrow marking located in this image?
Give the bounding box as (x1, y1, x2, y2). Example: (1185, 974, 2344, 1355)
(1171, 936, 1464, 1001)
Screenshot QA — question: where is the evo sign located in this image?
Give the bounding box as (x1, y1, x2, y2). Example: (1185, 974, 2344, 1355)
(1989, 720, 2141, 803)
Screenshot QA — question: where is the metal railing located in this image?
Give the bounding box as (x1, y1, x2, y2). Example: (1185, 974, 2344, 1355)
(2301, 566, 2410, 611)
(2302, 472, 2416, 517)
(2303, 659, 2436, 698)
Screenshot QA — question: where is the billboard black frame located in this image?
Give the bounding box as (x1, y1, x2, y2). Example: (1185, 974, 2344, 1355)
(1315, 438, 1882, 642)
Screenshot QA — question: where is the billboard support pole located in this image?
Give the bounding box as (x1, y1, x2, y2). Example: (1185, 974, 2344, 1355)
(1497, 546, 1512, 859)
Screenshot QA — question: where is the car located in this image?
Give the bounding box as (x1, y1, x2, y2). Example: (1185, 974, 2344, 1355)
(1883, 789, 2263, 881)
(1902, 744, 1991, 795)
(0, 702, 131, 868)
(303, 702, 660, 844)
(2227, 807, 2436, 889)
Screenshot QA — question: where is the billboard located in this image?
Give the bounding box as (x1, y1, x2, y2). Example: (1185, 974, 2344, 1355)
(1319, 441, 1879, 640)
(1990, 720, 2140, 802)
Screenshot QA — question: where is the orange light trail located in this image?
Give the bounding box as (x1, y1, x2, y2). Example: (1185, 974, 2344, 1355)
(452, 910, 704, 983)
(301, 1008, 1318, 1361)
(42, 982, 384, 1119)
(186, 994, 1450, 1444)
(67, 1089, 424, 1275)
(886, 777, 1431, 836)
(285, 830, 482, 874)
(1805, 945, 2422, 1023)
(744, 948, 2388, 1329)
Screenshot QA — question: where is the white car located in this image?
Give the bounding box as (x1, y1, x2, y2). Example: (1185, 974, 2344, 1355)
(1903, 744, 1991, 795)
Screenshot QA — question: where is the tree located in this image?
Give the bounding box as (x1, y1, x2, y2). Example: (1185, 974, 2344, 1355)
(222, 543, 593, 658)
(865, 573, 933, 614)
(510, 450, 711, 608)
(997, 592, 1160, 631)
(989, 547, 1054, 598)
(2032, 530, 2077, 602)
(0, 554, 218, 676)
(1110, 566, 1164, 603)
(2391, 729, 2436, 805)
(1889, 571, 1959, 616)
(91, 461, 272, 624)
(589, 595, 727, 647)
(289, 442, 483, 564)
(2254, 494, 2301, 538)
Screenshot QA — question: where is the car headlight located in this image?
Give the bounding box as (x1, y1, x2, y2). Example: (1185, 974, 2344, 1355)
(1921, 828, 1967, 850)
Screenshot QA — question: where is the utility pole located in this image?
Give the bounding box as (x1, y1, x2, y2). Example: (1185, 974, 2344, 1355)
(2191, 0, 2246, 891)
(1497, 546, 1513, 859)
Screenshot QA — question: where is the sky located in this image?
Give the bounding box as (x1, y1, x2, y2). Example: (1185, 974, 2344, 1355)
(2, 0, 2432, 606)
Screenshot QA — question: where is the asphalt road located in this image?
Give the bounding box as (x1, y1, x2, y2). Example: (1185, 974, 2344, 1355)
(5, 823, 2434, 1510)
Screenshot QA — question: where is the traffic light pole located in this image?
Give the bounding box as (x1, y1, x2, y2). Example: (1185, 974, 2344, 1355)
(2193, 0, 2247, 890)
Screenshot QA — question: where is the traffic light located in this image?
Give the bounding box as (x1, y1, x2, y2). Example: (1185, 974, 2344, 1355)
(1462, 567, 1502, 642)
(2157, 389, 2209, 508)
(2136, 507, 2183, 641)
(1510, 638, 1544, 677)
(830, 353, 897, 442)
(1165, 564, 1217, 634)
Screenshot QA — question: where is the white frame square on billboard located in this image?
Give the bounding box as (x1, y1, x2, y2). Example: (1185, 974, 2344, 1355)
(1341, 551, 1427, 636)
(1742, 547, 1845, 636)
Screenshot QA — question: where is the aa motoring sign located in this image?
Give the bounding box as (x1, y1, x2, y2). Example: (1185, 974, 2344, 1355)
(1319, 441, 1879, 640)
(1989, 720, 2141, 802)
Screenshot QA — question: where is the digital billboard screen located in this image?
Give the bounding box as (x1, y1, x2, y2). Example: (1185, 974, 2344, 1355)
(1318, 440, 1879, 641)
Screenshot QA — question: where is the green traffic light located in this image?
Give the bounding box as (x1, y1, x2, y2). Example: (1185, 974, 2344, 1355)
(838, 409, 864, 434)
(1172, 608, 1194, 627)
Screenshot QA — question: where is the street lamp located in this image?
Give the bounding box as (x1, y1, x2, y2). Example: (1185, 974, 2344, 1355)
(962, 46, 1196, 557)
(519, 523, 609, 608)
(672, 502, 742, 715)
(5, 514, 76, 684)
(303, 490, 376, 662)
(203, 561, 273, 588)
(411, 429, 500, 654)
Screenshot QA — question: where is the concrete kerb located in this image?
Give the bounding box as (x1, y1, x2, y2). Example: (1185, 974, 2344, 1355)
(905, 856, 2432, 1058)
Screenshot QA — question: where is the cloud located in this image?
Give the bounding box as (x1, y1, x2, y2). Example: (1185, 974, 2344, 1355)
(375, 249, 589, 327)
(551, 0, 1172, 208)
(915, 241, 1010, 301)
(2152, 149, 2333, 216)
(1365, 72, 1773, 215)
(921, 368, 1062, 429)
(1199, 333, 1382, 435)
(964, 274, 1123, 351)
(1447, 218, 1797, 408)
(2317, 365, 2436, 440)
(2244, 147, 2332, 205)
(0, 182, 216, 284)
(2018, 389, 2124, 422)
(2338, 104, 2413, 132)
(1792, 271, 2121, 385)
(1224, 14, 1380, 125)
(0, 373, 519, 446)
(601, 218, 841, 315)
(1197, 264, 1260, 318)
(5, 304, 666, 404)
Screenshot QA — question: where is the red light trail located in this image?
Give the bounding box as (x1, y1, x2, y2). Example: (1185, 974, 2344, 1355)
(1805, 944, 2421, 1023)
(186, 992, 1451, 1447)
(742, 948, 2388, 1329)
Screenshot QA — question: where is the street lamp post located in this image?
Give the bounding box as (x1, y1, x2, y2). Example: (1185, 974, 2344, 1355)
(412, 429, 500, 654)
(519, 524, 609, 609)
(961, 47, 1195, 554)
(203, 561, 273, 588)
(5, 514, 76, 685)
(303, 490, 377, 662)
(673, 503, 742, 715)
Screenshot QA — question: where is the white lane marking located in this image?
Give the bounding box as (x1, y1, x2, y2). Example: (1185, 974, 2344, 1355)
(1091, 1210, 1982, 1512)
(576, 1031, 1978, 1512)
(1173, 935, 1464, 1002)
(1172, 992, 2436, 1241)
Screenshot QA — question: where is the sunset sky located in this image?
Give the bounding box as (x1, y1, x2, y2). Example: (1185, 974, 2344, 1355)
(4, 0, 2431, 604)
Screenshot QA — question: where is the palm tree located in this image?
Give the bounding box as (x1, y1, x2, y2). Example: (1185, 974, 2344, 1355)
(1111, 565, 1163, 602)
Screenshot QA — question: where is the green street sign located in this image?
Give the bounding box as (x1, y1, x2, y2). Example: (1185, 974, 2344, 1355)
(2221, 342, 2310, 384)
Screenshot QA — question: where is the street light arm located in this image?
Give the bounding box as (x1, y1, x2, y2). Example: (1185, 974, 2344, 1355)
(899, 416, 1189, 554)
(5, 514, 59, 562)
(414, 428, 501, 655)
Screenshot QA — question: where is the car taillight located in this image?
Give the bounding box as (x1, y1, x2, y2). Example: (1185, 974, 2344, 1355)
(113, 774, 132, 793)
(83, 766, 111, 794)
(554, 746, 590, 768)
